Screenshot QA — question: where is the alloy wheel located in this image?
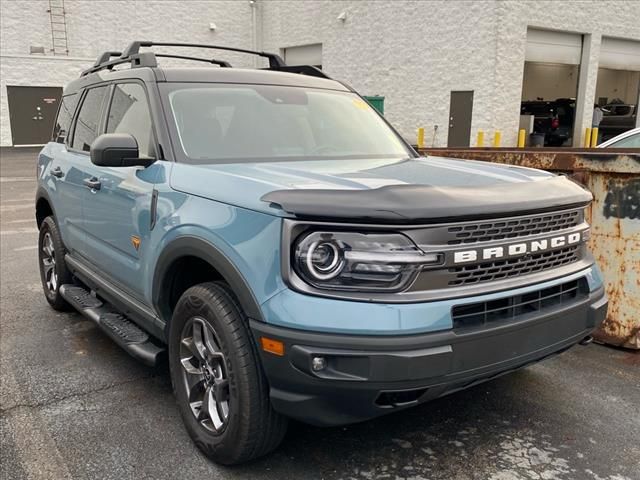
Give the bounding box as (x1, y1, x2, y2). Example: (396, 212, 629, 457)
(41, 232, 58, 294)
(179, 317, 230, 434)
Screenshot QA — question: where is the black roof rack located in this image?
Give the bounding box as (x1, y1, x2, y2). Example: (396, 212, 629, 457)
(265, 65, 329, 79)
(122, 41, 286, 68)
(81, 41, 333, 80)
(81, 52, 157, 77)
(155, 54, 232, 68)
(93, 51, 122, 66)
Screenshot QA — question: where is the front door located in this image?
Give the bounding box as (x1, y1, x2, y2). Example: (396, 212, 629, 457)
(447, 91, 474, 147)
(7, 86, 62, 145)
(80, 82, 158, 299)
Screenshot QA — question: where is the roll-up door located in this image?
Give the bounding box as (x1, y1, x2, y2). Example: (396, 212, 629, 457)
(525, 29, 583, 65)
(283, 44, 322, 68)
(600, 37, 640, 71)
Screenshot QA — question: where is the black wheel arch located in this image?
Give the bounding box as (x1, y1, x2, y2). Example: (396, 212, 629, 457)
(35, 187, 57, 228)
(152, 235, 266, 335)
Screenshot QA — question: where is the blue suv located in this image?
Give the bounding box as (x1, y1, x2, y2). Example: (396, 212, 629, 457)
(36, 42, 607, 465)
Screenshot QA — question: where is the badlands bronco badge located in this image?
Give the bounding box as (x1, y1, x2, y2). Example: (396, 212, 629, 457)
(452, 231, 585, 264)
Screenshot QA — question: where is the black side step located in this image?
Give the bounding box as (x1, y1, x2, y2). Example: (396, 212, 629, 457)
(60, 284, 165, 366)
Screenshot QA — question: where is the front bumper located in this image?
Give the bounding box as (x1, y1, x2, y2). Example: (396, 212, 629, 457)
(251, 286, 607, 426)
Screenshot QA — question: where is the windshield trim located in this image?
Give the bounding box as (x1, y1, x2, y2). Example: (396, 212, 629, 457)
(159, 82, 417, 165)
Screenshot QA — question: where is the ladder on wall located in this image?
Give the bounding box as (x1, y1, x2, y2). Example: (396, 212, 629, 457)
(47, 0, 69, 55)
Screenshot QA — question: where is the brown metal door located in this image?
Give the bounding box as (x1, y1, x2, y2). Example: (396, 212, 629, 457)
(447, 91, 474, 147)
(6, 86, 62, 145)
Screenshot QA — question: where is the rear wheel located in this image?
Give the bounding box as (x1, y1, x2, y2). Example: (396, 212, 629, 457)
(169, 282, 287, 465)
(38, 216, 72, 311)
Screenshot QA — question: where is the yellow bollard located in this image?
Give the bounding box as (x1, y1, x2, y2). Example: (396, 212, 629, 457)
(493, 131, 501, 147)
(476, 130, 484, 147)
(517, 129, 526, 148)
(584, 128, 592, 148)
(417, 127, 425, 149)
(590, 127, 599, 148)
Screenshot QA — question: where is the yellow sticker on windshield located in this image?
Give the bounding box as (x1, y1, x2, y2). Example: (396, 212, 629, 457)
(352, 99, 369, 110)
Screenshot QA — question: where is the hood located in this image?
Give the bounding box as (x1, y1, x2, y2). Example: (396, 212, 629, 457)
(170, 156, 591, 222)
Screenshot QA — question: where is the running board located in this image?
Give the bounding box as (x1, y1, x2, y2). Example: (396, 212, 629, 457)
(60, 284, 165, 366)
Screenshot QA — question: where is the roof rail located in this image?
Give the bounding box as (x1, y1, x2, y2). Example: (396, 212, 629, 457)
(264, 65, 330, 79)
(93, 51, 122, 66)
(80, 52, 157, 77)
(122, 41, 286, 69)
(155, 54, 231, 68)
(82, 42, 333, 80)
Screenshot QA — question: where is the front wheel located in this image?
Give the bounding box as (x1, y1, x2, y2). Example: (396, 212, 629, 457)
(169, 282, 287, 465)
(38, 216, 72, 310)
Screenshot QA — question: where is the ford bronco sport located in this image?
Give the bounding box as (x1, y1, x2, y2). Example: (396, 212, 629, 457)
(36, 42, 607, 465)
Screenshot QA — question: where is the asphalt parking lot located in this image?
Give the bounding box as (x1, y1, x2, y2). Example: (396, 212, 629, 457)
(1, 147, 639, 480)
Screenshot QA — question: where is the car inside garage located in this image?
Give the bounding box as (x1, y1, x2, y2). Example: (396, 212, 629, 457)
(520, 28, 582, 147)
(595, 37, 640, 142)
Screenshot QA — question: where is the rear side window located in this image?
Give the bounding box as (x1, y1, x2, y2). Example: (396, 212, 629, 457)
(72, 85, 109, 152)
(610, 133, 640, 148)
(107, 83, 155, 158)
(52, 93, 79, 144)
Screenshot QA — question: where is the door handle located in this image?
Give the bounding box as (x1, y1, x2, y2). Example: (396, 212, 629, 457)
(83, 177, 101, 190)
(50, 167, 64, 178)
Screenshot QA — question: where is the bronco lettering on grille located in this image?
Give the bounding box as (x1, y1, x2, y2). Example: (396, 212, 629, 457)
(452, 231, 583, 264)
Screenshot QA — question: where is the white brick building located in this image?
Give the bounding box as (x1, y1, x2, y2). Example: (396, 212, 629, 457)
(2, 0, 639, 147)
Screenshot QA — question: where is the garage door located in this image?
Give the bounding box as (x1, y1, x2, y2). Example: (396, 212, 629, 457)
(283, 44, 322, 68)
(600, 37, 640, 71)
(7, 86, 62, 146)
(525, 29, 583, 65)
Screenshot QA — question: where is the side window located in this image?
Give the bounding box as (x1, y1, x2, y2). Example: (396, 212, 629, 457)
(52, 93, 79, 144)
(611, 133, 640, 148)
(107, 83, 155, 158)
(72, 85, 109, 152)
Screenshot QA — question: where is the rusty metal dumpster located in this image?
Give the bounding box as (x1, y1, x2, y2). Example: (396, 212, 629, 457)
(418, 147, 640, 350)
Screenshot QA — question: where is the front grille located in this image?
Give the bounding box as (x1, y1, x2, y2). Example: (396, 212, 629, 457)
(446, 210, 581, 245)
(452, 278, 587, 330)
(448, 245, 581, 286)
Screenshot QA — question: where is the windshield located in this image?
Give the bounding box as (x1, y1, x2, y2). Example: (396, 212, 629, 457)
(164, 84, 411, 163)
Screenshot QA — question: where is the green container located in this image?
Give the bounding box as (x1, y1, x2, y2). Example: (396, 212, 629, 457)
(363, 95, 385, 115)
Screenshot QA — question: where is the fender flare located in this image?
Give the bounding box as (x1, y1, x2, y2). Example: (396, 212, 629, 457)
(151, 235, 265, 326)
(35, 186, 58, 227)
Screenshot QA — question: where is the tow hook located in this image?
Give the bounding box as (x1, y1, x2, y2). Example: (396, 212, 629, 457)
(579, 335, 594, 346)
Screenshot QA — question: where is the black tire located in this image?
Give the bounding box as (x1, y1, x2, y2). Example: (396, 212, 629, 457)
(169, 282, 287, 465)
(38, 216, 73, 311)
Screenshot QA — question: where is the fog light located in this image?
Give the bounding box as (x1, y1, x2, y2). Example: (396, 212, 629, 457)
(311, 356, 327, 372)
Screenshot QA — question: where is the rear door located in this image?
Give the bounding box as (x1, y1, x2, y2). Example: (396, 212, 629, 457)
(80, 81, 159, 297)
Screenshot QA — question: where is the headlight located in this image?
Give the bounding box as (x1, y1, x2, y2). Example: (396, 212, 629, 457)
(293, 231, 442, 292)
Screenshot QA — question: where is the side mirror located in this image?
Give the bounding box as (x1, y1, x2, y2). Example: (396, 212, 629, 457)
(90, 133, 155, 168)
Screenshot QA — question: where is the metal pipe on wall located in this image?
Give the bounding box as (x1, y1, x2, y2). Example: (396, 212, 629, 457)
(250, 0, 258, 67)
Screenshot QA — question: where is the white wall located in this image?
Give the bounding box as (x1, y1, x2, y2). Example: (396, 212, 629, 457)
(0, 0, 255, 145)
(2, 0, 640, 146)
(261, 0, 640, 146)
(261, 0, 501, 147)
(0, 0, 255, 60)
